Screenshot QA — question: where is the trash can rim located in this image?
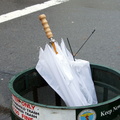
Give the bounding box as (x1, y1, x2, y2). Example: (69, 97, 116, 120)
(90, 63, 120, 76)
(8, 64, 120, 109)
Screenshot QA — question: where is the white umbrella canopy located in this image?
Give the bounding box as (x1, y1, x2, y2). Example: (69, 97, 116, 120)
(36, 40, 97, 106)
(60, 40, 98, 105)
(36, 14, 97, 106)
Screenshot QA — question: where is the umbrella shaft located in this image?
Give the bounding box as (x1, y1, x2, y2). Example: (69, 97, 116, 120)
(50, 38, 58, 54)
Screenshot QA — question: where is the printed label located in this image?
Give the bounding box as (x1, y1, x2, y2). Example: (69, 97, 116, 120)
(12, 95, 40, 120)
(78, 109, 96, 120)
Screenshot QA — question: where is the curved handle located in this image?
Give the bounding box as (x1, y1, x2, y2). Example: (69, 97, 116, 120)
(39, 14, 53, 39)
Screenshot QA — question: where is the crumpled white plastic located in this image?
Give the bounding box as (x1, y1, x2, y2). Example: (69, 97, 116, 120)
(36, 39, 98, 106)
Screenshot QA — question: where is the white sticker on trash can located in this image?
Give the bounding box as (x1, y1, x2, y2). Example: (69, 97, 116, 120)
(12, 94, 40, 120)
(12, 94, 76, 120)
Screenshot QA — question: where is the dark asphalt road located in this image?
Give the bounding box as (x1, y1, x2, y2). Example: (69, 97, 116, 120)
(0, 0, 120, 119)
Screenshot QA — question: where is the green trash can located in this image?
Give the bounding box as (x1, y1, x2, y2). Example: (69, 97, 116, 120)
(9, 64, 120, 120)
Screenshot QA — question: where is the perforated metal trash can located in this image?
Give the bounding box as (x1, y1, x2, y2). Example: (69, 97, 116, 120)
(9, 64, 120, 120)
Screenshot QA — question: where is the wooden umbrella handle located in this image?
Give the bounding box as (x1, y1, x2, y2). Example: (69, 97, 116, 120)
(39, 14, 58, 54)
(39, 14, 53, 39)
